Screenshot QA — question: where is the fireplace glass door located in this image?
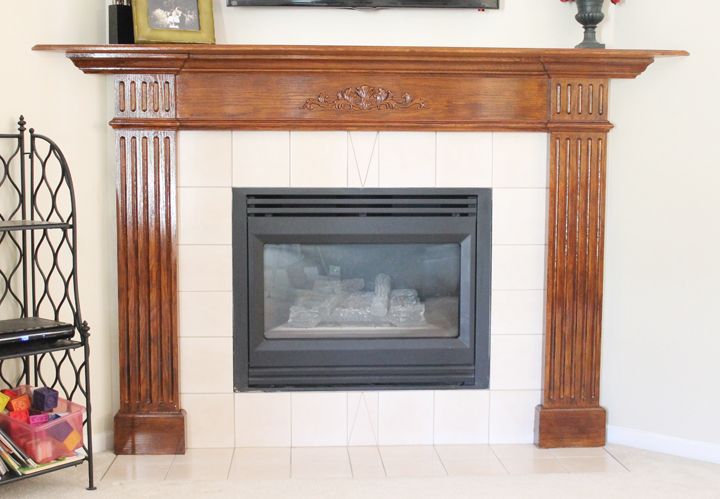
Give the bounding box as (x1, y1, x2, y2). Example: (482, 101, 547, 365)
(264, 243, 460, 339)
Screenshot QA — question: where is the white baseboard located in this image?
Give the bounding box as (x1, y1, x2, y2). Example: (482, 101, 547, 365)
(607, 425, 720, 465)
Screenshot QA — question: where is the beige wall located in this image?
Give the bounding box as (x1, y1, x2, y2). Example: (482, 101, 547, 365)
(1, 0, 716, 456)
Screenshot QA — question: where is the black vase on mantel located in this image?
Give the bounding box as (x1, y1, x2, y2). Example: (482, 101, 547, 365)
(575, 0, 606, 49)
(109, 0, 135, 44)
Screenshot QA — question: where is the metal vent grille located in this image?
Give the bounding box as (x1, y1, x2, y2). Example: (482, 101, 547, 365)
(246, 193, 479, 217)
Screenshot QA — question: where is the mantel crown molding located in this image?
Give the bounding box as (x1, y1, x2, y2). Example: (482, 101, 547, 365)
(33, 44, 687, 79)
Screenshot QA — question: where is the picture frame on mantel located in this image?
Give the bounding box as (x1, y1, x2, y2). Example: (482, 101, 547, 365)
(133, 0, 215, 44)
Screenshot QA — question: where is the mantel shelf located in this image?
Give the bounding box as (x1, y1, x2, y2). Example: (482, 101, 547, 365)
(33, 44, 687, 78)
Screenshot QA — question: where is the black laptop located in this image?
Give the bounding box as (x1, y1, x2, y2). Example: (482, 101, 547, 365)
(0, 317, 74, 345)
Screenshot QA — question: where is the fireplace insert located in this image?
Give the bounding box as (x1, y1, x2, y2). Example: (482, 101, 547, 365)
(233, 188, 491, 390)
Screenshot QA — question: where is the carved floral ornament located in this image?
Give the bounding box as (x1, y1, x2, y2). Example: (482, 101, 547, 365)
(302, 85, 428, 112)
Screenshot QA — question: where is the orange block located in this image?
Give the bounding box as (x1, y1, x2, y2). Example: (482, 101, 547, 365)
(7, 394, 31, 412)
(8, 409, 29, 424)
(62, 430, 82, 451)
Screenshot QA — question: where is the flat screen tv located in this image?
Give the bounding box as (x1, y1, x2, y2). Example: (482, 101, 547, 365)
(227, 0, 498, 8)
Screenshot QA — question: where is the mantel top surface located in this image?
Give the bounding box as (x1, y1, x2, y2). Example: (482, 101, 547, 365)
(33, 44, 687, 78)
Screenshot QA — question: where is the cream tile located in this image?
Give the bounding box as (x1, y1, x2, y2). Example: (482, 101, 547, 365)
(488, 391, 542, 444)
(348, 446, 386, 478)
(435, 445, 496, 461)
(292, 392, 347, 447)
(434, 391, 490, 444)
(379, 446, 446, 477)
(178, 245, 232, 291)
(558, 455, 627, 473)
(489, 335, 543, 390)
(441, 458, 507, 476)
(490, 290, 545, 334)
(378, 391, 434, 445)
(492, 133, 549, 188)
(181, 394, 235, 449)
(290, 131, 347, 187)
(436, 132, 492, 187)
(348, 132, 380, 187)
(500, 457, 567, 475)
(178, 291, 233, 337)
(291, 447, 352, 479)
(491, 444, 555, 460)
(103, 455, 174, 482)
(180, 337, 233, 393)
(347, 392, 379, 446)
(550, 447, 610, 458)
(177, 131, 232, 187)
(491, 245, 546, 290)
(232, 131, 290, 187)
(235, 393, 291, 447)
(228, 448, 291, 480)
(378, 132, 436, 187)
(178, 187, 231, 245)
(165, 448, 234, 481)
(492, 189, 548, 245)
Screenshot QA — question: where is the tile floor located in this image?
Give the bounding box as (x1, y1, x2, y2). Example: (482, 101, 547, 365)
(4, 444, 720, 499)
(102, 444, 627, 481)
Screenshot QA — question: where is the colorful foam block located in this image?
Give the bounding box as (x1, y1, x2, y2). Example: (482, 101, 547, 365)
(47, 420, 73, 442)
(1, 389, 18, 399)
(8, 394, 31, 412)
(29, 413, 50, 425)
(32, 387, 59, 412)
(62, 429, 82, 451)
(0, 392, 9, 412)
(8, 409, 29, 424)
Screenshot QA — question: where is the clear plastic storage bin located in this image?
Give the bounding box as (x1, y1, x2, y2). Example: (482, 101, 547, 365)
(0, 385, 85, 464)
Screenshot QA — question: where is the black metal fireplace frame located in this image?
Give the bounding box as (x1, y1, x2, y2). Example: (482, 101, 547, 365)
(233, 188, 491, 391)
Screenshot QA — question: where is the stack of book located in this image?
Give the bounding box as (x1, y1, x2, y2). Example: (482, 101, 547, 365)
(0, 428, 85, 478)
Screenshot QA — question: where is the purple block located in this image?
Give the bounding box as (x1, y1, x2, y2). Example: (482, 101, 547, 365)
(32, 387, 59, 412)
(47, 420, 73, 442)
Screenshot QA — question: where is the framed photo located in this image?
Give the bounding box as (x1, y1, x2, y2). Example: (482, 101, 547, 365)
(133, 0, 215, 44)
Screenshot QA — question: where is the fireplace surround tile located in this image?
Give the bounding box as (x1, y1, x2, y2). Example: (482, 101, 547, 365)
(492, 133, 549, 188)
(378, 132, 436, 187)
(433, 390, 490, 445)
(347, 392, 379, 446)
(180, 394, 235, 449)
(490, 290, 545, 335)
(177, 131, 232, 187)
(291, 392, 348, 447)
(492, 189, 548, 245)
(179, 337, 233, 393)
(378, 391, 434, 445)
(178, 187, 232, 245)
(492, 245, 546, 290)
(488, 390, 542, 444)
(178, 245, 232, 292)
(347, 132, 380, 188)
(489, 335, 544, 390)
(436, 132, 493, 188)
(235, 393, 292, 447)
(290, 131, 348, 187)
(178, 291, 232, 337)
(232, 131, 290, 188)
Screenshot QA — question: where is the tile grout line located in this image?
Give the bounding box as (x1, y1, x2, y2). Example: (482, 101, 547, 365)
(98, 454, 118, 483)
(433, 445, 449, 476)
(604, 446, 632, 472)
(162, 453, 177, 480)
(226, 447, 236, 480)
(489, 445, 511, 475)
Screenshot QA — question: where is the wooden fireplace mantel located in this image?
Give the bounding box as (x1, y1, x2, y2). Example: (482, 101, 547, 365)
(34, 44, 686, 454)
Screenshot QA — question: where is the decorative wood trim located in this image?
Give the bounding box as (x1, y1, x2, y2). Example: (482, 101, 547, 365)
(34, 44, 686, 453)
(115, 75, 176, 119)
(302, 85, 427, 112)
(114, 127, 184, 454)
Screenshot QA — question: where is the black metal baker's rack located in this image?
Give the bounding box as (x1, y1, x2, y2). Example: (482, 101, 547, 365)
(0, 117, 95, 490)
